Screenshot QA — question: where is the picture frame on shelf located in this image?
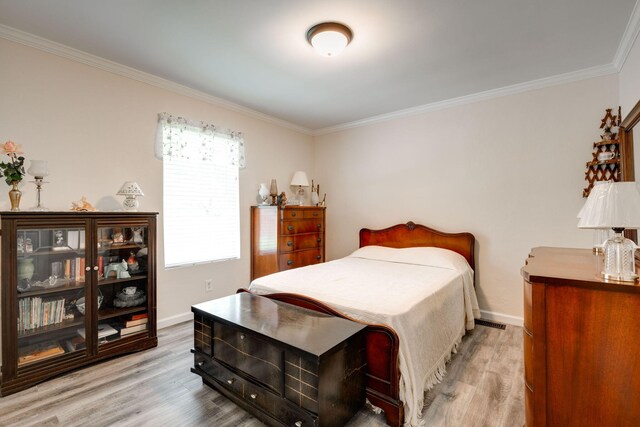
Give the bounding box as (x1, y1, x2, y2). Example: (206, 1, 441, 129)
(67, 230, 80, 249)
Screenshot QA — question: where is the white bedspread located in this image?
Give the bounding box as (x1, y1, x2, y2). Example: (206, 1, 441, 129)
(249, 246, 480, 427)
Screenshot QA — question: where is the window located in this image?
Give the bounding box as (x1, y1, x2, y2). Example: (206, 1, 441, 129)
(156, 113, 245, 268)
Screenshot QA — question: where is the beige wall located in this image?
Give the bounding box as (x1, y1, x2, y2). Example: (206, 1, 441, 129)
(314, 75, 619, 322)
(620, 34, 640, 115)
(0, 34, 624, 330)
(0, 38, 315, 328)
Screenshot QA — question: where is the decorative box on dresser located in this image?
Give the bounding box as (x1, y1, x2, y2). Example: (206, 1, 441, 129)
(191, 292, 367, 427)
(251, 206, 325, 280)
(1, 211, 158, 396)
(521, 247, 640, 427)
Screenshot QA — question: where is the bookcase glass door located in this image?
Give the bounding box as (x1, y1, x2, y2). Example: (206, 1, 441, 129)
(16, 227, 88, 366)
(96, 224, 150, 347)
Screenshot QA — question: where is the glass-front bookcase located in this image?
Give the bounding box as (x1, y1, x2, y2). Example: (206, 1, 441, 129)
(1, 212, 157, 396)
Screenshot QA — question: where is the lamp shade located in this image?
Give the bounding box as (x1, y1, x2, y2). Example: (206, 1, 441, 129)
(577, 181, 608, 222)
(290, 171, 309, 187)
(27, 160, 49, 178)
(577, 181, 640, 229)
(117, 181, 144, 196)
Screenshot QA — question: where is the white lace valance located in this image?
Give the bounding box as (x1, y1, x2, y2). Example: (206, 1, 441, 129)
(155, 112, 246, 168)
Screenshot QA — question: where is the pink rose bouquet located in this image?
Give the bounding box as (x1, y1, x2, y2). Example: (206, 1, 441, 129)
(0, 141, 26, 185)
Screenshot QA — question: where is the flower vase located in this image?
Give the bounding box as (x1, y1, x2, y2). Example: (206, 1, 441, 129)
(258, 183, 270, 205)
(310, 191, 320, 206)
(9, 181, 21, 211)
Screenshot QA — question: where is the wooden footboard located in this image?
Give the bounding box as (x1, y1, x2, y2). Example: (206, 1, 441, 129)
(237, 288, 404, 427)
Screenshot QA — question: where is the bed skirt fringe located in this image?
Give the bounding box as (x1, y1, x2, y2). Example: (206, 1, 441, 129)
(366, 329, 465, 426)
(413, 329, 464, 426)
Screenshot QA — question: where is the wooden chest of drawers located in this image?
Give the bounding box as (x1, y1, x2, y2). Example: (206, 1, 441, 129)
(191, 293, 367, 427)
(521, 247, 640, 426)
(251, 206, 325, 280)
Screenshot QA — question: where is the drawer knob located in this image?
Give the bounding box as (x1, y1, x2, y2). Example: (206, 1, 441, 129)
(316, 224, 321, 228)
(316, 255, 321, 260)
(197, 361, 204, 367)
(288, 225, 294, 231)
(317, 238, 321, 243)
(240, 334, 245, 340)
(250, 393, 257, 399)
(287, 241, 293, 247)
(287, 260, 294, 266)
(291, 212, 297, 217)
(313, 212, 318, 217)
(295, 422, 303, 427)
(227, 378, 235, 385)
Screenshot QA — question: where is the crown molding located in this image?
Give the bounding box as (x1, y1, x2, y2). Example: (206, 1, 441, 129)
(613, 0, 640, 71)
(0, 22, 629, 138)
(313, 63, 618, 135)
(0, 24, 313, 136)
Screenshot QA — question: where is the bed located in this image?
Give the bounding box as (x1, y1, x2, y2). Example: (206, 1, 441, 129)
(239, 221, 480, 427)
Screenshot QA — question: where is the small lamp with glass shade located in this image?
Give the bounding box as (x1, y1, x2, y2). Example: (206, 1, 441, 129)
(578, 181, 640, 282)
(290, 171, 309, 205)
(27, 160, 49, 211)
(117, 181, 144, 212)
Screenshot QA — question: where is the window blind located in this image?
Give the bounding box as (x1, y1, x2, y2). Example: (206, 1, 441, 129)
(158, 113, 244, 268)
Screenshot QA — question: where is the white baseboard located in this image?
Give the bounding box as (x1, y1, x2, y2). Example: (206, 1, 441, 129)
(158, 311, 193, 329)
(479, 309, 523, 327)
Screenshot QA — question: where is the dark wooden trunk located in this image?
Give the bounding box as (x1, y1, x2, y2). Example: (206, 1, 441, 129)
(192, 293, 366, 427)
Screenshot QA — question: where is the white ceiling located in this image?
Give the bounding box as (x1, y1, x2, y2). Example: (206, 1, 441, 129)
(0, 0, 637, 131)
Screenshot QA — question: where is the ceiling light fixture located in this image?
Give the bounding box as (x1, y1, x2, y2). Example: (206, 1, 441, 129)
(306, 22, 353, 57)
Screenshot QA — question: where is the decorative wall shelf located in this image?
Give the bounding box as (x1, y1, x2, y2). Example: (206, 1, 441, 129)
(583, 107, 622, 197)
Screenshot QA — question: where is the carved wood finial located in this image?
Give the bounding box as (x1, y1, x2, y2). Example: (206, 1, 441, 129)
(406, 221, 416, 231)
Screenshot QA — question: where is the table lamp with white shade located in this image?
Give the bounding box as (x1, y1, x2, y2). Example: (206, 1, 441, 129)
(117, 181, 144, 211)
(577, 181, 612, 253)
(578, 181, 640, 282)
(290, 171, 309, 205)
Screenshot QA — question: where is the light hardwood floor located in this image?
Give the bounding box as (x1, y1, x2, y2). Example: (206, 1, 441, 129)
(0, 321, 524, 426)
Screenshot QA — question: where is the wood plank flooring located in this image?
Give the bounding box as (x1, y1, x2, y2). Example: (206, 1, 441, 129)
(0, 321, 524, 426)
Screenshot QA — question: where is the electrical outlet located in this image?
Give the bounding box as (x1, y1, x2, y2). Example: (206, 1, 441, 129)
(205, 279, 213, 292)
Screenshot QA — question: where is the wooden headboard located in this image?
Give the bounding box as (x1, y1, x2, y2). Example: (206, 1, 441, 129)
(359, 221, 476, 272)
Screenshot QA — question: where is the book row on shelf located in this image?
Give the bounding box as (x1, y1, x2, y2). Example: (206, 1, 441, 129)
(18, 296, 74, 332)
(56, 255, 122, 282)
(17, 313, 150, 365)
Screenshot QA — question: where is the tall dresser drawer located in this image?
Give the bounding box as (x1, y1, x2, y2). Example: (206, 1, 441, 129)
(303, 209, 323, 219)
(282, 220, 323, 234)
(282, 208, 324, 220)
(212, 322, 283, 393)
(279, 234, 322, 252)
(279, 249, 323, 270)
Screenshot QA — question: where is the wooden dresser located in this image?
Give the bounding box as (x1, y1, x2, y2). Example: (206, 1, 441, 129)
(521, 247, 640, 426)
(191, 292, 366, 427)
(251, 206, 325, 280)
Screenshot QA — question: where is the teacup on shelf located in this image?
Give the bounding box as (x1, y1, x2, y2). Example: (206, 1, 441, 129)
(123, 286, 137, 296)
(597, 151, 616, 162)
